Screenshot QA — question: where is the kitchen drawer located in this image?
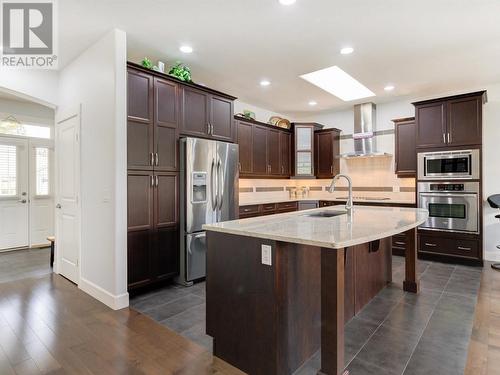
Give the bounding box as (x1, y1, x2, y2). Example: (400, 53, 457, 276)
(419, 234, 479, 259)
(276, 201, 298, 211)
(392, 235, 407, 249)
(262, 203, 277, 213)
(239, 205, 260, 216)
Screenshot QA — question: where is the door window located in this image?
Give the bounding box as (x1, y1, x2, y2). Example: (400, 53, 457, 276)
(0, 144, 17, 196)
(35, 147, 50, 196)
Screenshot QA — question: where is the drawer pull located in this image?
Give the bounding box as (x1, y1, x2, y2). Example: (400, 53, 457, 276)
(457, 246, 471, 251)
(424, 242, 437, 247)
(394, 241, 405, 246)
(244, 208, 251, 212)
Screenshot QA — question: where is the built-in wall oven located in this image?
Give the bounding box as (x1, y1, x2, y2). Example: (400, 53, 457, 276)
(417, 149, 480, 180)
(418, 182, 479, 234)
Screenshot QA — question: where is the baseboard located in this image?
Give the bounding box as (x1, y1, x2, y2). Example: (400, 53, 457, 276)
(79, 277, 129, 310)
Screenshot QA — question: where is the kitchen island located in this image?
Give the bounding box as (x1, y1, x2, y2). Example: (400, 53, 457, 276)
(203, 205, 428, 375)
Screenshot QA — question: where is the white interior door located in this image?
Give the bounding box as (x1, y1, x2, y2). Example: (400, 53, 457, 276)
(55, 109, 80, 284)
(0, 137, 29, 250)
(29, 140, 54, 247)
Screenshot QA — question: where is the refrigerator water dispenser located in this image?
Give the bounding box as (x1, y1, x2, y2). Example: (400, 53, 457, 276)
(192, 172, 207, 203)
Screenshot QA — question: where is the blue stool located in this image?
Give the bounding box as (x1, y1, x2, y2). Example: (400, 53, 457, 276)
(487, 195, 500, 270)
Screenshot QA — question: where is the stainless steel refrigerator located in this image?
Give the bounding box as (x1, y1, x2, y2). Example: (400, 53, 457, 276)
(178, 137, 239, 285)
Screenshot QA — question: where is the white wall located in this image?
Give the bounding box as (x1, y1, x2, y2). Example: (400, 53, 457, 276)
(295, 86, 500, 261)
(57, 29, 128, 309)
(234, 100, 288, 124)
(0, 69, 58, 108)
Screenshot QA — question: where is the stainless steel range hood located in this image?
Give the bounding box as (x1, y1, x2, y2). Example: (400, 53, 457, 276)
(340, 102, 392, 158)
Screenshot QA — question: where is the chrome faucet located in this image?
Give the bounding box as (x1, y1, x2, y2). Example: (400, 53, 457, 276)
(329, 174, 353, 215)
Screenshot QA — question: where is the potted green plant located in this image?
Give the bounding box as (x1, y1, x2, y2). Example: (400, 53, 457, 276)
(169, 62, 193, 83)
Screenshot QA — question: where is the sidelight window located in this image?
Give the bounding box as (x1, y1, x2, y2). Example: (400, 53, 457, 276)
(0, 144, 17, 196)
(35, 147, 50, 196)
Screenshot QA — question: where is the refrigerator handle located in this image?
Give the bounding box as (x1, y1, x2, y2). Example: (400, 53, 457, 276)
(210, 159, 218, 210)
(217, 160, 224, 210)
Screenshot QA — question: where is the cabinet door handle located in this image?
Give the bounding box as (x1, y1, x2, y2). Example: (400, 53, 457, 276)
(155, 175, 159, 187)
(150, 175, 154, 187)
(330, 165, 333, 174)
(447, 132, 451, 143)
(424, 242, 437, 247)
(209, 123, 214, 135)
(457, 246, 471, 251)
(281, 165, 284, 174)
(155, 152, 159, 166)
(238, 162, 241, 172)
(207, 123, 211, 134)
(442, 133, 446, 144)
(243, 208, 251, 212)
(150, 153, 154, 166)
(394, 241, 405, 246)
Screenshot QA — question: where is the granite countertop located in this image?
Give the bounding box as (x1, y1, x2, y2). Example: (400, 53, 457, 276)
(239, 196, 416, 206)
(203, 206, 428, 249)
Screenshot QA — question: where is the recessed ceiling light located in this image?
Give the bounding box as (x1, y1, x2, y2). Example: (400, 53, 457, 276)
(260, 80, 271, 87)
(300, 66, 375, 102)
(279, 0, 296, 5)
(308, 101, 317, 106)
(179, 45, 193, 53)
(340, 47, 354, 55)
(384, 85, 395, 91)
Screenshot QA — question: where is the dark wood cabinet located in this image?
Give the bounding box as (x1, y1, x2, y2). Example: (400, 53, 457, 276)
(236, 120, 253, 174)
(393, 117, 416, 177)
(414, 91, 486, 149)
(291, 122, 324, 178)
(447, 96, 482, 146)
(180, 87, 235, 142)
(236, 116, 292, 178)
(267, 128, 280, 175)
(239, 201, 298, 218)
(127, 62, 237, 291)
(280, 132, 291, 177)
(210, 95, 234, 142)
(314, 128, 341, 179)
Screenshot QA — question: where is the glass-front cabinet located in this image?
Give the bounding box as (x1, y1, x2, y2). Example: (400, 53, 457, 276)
(292, 122, 323, 178)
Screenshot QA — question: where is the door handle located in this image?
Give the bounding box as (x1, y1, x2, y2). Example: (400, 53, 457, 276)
(210, 159, 217, 209)
(18, 199, 27, 204)
(56, 203, 62, 209)
(155, 153, 159, 166)
(447, 133, 451, 143)
(217, 160, 224, 210)
(330, 165, 333, 174)
(150, 175, 154, 187)
(457, 246, 471, 251)
(210, 123, 214, 135)
(442, 133, 446, 144)
(150, 153, 154, 166)
(424, 242, 437, 247)
(207, 123, 210, 134)
(155, 175, 159, 187)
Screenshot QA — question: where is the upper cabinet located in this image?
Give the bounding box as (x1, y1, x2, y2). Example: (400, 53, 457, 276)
(414, 91, 486, 149)
(236, 117, 292, 178)
(314, 128, 341, 179)
(180, 87, 235, 142)
(291, 123, 324, 178)
(393, 117, 416, 177)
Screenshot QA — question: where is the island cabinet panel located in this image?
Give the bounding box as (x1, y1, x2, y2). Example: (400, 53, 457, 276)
(394, 117, 416, 177)
(206, 231, 392, 375)
(414, 91, 486, 149)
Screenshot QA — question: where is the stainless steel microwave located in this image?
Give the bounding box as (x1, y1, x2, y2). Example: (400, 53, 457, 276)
(417, 149, 480, 180)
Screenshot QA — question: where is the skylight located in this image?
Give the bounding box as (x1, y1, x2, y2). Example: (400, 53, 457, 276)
(300, 66, 375, 102)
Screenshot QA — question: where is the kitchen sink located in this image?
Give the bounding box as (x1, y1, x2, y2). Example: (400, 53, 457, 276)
(305, 210, 347, 218)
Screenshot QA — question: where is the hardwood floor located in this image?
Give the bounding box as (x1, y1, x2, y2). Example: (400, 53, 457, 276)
(0, 248, 52, 283)
(465, 261, 500, 375)
(0, 273, 243, 375)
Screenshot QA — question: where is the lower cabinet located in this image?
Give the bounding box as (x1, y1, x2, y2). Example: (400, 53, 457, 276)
(239, 201, 298, 218)
(127, 170, 179, 290)
(418, 231, 480, 260)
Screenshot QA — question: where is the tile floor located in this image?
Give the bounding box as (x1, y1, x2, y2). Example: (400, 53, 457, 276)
(0, 248, 52, 283)
(130, 256, 482, 375)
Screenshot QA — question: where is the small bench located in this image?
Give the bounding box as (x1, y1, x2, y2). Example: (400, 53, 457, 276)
(47, 236, 55, 267)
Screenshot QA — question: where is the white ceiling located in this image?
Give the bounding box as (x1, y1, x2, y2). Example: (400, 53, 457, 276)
(59, 0, 500, 115)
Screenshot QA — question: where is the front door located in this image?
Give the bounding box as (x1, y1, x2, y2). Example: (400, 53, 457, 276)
(0, 137, 29, 250)
(55, 109, 80, 284)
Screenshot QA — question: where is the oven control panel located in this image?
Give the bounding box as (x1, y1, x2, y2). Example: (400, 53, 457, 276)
(429, 183, 465, 191)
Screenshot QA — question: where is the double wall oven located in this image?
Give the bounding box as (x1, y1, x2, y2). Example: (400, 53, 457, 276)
(417, 149, 480, 235)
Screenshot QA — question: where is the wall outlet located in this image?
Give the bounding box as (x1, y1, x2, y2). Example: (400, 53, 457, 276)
(261, 245, 272, 266)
